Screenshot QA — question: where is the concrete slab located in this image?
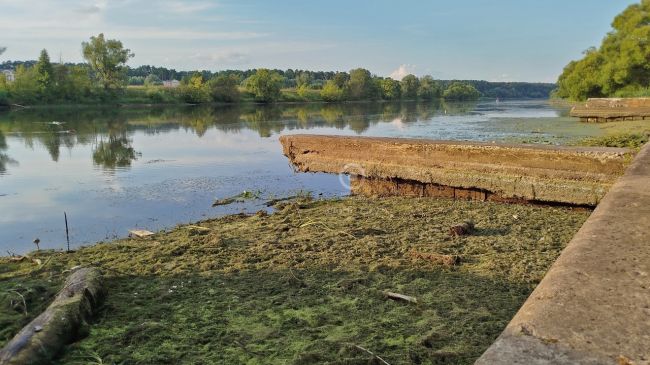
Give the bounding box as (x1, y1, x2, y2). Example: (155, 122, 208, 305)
(280, 135, 632, 206)
(571, 98, 650, 122)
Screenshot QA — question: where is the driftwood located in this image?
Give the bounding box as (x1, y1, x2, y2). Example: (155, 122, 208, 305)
(129, 229, 154, 238)
(384, 291, 418, 304)
(0, 267, 104, 365)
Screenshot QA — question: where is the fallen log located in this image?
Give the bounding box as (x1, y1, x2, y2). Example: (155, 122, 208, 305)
(0, 267, 104, 365)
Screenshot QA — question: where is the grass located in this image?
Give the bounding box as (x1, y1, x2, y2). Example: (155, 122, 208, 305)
(576, 119, 650, 149)
(0, 196, 590, 364)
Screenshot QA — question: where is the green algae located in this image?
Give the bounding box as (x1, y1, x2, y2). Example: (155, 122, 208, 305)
(0, 197, 590, 364)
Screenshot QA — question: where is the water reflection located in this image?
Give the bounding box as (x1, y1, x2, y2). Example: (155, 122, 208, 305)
(92, 135, 140, 171)
(0, 130, 18, 174)
(0, 101, 461, 173)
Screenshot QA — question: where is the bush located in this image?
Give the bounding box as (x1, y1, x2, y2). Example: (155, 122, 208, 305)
(146, 88, 165, 103)
(0, 89, 8, 106)
(207, 74, 240, 103)
(320, 80, 345, 102)
(178, 73, 208, 104)
(580, 132, 649, 149)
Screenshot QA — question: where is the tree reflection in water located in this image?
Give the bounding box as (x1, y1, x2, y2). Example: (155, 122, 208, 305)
(0, 101, 451, 173)
(0, 130, 18, 174)
(92, 133, 141, 171)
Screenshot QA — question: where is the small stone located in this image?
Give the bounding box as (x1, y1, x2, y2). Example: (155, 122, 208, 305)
(34, 325, 43, 332)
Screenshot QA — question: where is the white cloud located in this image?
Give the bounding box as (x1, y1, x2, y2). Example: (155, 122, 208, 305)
(389, 64, 416, 80)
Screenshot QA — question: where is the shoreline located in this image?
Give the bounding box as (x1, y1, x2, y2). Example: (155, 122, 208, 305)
(0, 96, 551, 111)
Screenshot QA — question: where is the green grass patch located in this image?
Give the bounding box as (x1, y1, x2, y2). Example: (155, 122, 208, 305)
(576, 119, 650, 149)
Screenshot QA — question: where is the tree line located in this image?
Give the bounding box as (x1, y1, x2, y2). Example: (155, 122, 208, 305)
(1, 33, 554, 106)
(555, 0, 650, 100)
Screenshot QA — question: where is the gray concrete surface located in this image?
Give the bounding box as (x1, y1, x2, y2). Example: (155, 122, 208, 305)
(476, 142, 650, 364)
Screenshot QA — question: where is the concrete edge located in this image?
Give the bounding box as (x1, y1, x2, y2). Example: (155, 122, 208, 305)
(475, 142, 650, 364)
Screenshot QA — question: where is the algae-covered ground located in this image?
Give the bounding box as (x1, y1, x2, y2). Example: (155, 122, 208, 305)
(0, 197, 590, 364)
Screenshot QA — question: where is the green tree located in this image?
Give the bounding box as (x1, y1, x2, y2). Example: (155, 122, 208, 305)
(400, 74, 419, 99)
(555, 50, 604, 100)
(34, 49, 54, 95)
(8, 65, 40, 104)
(82, 33, 134, 91)
(207, 74, 240, 102)
(555, 0, 650, 100)
(333, 72, 349, 88)
(418, 75, 441, 100)
(321, 80, 345, 101)
(379, 78, 401, 100)
(443, 82, 481, 100)
(245, 69, 284, 102)
(347, 68, 378, 100)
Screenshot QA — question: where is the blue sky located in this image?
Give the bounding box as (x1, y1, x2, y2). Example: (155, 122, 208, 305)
(0, 0, 638, 82)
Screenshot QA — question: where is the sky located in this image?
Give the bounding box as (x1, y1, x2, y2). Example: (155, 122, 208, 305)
(0, 0, 639, 82)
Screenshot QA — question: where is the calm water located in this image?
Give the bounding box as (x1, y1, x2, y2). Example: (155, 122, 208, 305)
(0, 100, 601, 253)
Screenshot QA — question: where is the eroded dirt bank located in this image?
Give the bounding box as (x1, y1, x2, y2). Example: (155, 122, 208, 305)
(1, 196, 589, 364)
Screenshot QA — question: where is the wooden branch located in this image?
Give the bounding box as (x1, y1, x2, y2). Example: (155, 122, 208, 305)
(348, 343, 392, 365)
(0, 267, 104, 365)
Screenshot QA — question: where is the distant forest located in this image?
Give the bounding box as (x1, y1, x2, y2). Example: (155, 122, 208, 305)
(1, 60, 555, 99)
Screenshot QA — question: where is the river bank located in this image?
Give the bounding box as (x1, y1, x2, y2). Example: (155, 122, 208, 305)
(0, 195, 590, 364)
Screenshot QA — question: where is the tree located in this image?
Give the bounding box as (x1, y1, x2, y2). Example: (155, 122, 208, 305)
(347, 68, 378, 100)
(555, 0, 650, 100)
(35, 49, 54, 94)
(245, 69, 284, 103)
(400, 74, 419, 99)
(0, 47, 5, 56)
(555, 50, 604, 100)
(296, 72, 311, 88)
(379, 78, 401, 100)
(8, 65, 40, 104)
(418, 75, 441, 100)
(321, 80, 345, 101)
(82, 33, 134, 91)
(207, 74, 240, 102)
(333, 72, 349, 88)
(53, 64, 94, 102)
(443, 82, 481, 100)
